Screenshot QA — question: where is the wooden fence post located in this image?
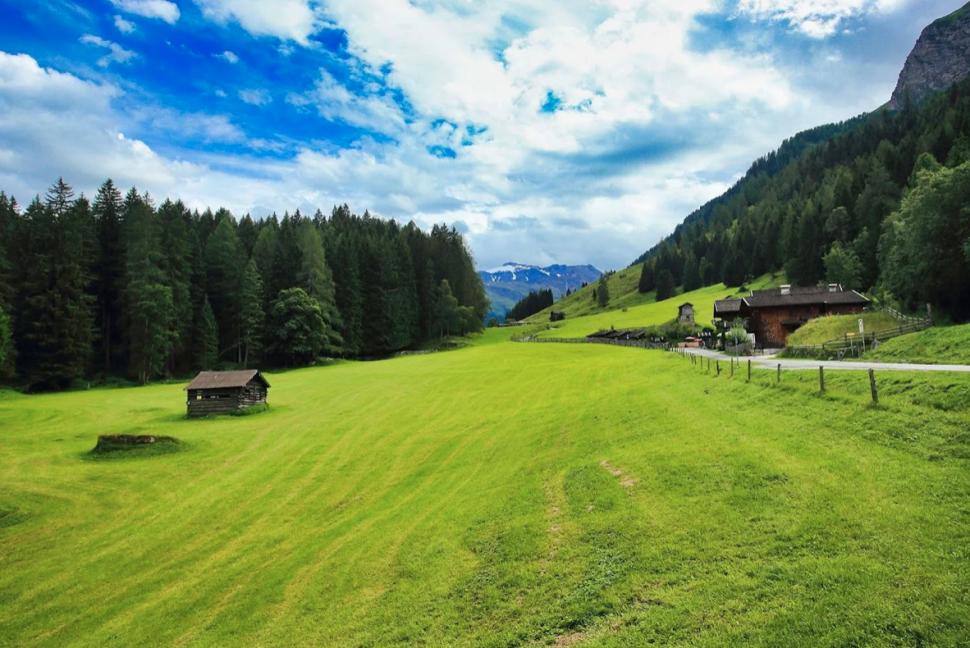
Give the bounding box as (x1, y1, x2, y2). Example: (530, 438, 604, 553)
(716, 360, 721, 376)
(747, 359, 751, 382)
(819, 366, 825, 393)
(868, 369, 878, 405)
(776, 363, 781, 384)
(730, 359, 734, 377)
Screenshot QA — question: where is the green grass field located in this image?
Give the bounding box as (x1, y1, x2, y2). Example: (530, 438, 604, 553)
(786, 311, 901, 347)
(527, 274, 780, 340)
(2, 329, 969, 646)
(862, 323, 970, 365)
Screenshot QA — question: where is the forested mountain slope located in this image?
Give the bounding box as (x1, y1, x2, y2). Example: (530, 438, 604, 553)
(634, 3, 970, 322)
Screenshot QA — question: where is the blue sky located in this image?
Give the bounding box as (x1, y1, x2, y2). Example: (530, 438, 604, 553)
(0, 0, 965, 270)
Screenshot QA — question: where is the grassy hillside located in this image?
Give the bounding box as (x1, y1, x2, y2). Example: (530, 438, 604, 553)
(531, 264, 649, 320)
(528, 273, 781, 339)
(1, 331, 969, 645)
(862, 323, 970, 365)
(786, 311, 900, 347)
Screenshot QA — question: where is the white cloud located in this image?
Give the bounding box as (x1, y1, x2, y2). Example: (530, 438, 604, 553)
(113, 15, 136, 34)
(110, 0, 180, 24)
(193, 0, 319, 44)
(217, 50, 239, 64)
(736, 0, 909, 38)
(238, 88, 272, 106)
(287, 69, 406, 132)
(0, 0, 928, 269)
(79, 34, 137, 67)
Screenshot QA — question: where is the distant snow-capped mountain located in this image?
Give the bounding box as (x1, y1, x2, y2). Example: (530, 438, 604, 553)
(479, 262, 602, 320)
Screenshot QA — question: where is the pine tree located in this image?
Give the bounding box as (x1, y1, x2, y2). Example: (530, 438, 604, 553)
(251, 223, 278, 308)
(125, 194, 174, 384)
(157, 200, 193, 372)
(239, 259, 264, 368)
(205, 215, 243, 362)
(596, 275, 609, 308)
(432, 279, 462, 338)
(93, 179, 125, 374)
(0, 304, 10, 376)
(296, 221, 342, 353)
(682, 254, 701, 291)
(198, 296, 219, 370)
(637, 260, 655, 293)
(655, 269, 675, 301)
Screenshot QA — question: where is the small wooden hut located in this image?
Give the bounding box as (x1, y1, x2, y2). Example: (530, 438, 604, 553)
(185, 369, 270, 417)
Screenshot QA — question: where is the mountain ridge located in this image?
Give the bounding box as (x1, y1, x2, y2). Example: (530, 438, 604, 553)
(479, 262, 602, 320)
(890, 1, 970, 109)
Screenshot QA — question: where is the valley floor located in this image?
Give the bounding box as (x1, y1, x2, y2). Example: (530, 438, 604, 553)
(1, 329, 968, 646)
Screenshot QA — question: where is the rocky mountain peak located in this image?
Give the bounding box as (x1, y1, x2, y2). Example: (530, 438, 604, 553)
(890, 3, 970, 109)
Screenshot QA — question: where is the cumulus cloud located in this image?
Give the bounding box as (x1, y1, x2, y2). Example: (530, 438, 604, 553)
(113, 15, 136, 34)
(0, 0, 933, 269)
(193, 0, 319, 44)
(736, 0, 910, 38)
(287, 69, 406, 132)
(79, 34, 137, 67)
(238, 88, 272, 106)
(110, 0, 180, 24)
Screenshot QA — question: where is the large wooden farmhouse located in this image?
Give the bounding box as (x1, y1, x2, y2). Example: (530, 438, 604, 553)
(714, 284, 869, 348)
(185, 369, 270, 417)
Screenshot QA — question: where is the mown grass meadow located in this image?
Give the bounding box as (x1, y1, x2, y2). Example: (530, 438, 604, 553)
(1, 330, 968, 646)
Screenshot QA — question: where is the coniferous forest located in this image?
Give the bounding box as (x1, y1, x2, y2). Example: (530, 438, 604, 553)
(0, 181, 487, 390)
(506, 289, 554, 321)
(635, 77, 970, 322)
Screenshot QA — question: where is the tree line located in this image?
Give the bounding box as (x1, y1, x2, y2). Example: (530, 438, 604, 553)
(0, 180, 488, 390)
(635, 79, 970, 321)
(506, 289, 554, 321)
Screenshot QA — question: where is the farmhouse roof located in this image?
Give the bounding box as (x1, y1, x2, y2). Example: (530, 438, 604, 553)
(742, 286, 869, 309)
(714, 298, 743, 315)
(185, 369, 270, 390)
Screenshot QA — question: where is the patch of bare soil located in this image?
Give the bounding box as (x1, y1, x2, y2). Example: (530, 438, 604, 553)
(600, 460, 638, 489)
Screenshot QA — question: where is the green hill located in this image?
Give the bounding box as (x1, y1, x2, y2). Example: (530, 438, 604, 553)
(785, 311, 900, 347)
(2, 331, 968, 645)
(863, 323, 970, 365)
(528, 273, 782, 339)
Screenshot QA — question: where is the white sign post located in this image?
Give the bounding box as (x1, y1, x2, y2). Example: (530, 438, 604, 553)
(859, 318, 865, 353)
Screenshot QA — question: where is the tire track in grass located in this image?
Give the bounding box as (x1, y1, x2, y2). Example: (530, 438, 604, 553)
(84, 399, 412, 645)
(246, 419, 495, 643)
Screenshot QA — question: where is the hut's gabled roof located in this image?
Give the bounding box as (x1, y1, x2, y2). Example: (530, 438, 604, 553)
(742, 286, 869, 308)
(714, 298, 743, 316)
(185, 369, 270, 390)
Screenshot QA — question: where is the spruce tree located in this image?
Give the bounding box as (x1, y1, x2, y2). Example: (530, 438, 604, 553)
(432, 279, 461, 338)
(198, 296, 219, 370)
(296, 221, 342, 353)
(157, 200, 193, 372)
(0, 304, 10, 376)
(125, 194, 175, 384)
(93, 179, 125, 374)
(655, 269, 675, 301)
(596, 275, 609, 308)
(205, 215, 243, 363)
(239, 259, 265, 368)
(637, 260, 655, 293)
